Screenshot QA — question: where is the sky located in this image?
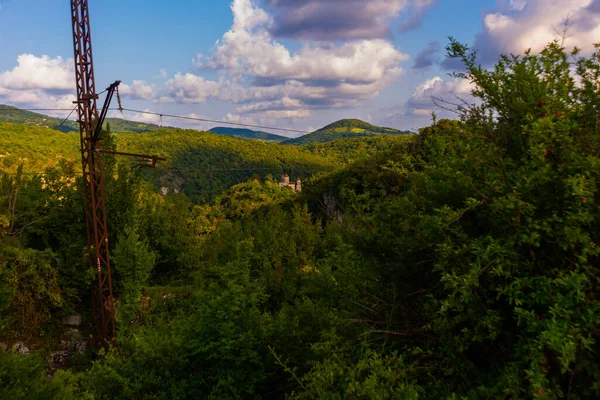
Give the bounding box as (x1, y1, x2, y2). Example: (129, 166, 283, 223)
(0, 0, 599, 137)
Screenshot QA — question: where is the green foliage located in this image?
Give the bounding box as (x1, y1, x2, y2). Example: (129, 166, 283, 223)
(302, 134, 412, 163)
(0, 243, 63, 340)
(292, 350, 421, 400)
(298, 40, 600, 398)
(112, 226, 156, 318)
(0, 350, 92, 400)
(0, 122, 79, 172)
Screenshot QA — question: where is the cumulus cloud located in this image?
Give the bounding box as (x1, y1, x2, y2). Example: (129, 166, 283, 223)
(469, 0, 600, 65)
(0, 54, 156, 119)
(413, 41, 441, 69)
(178, 0, 409, 120)
(119, 80, 156, 100)
(0, 54, 73, 91)
(400, 76, 475, 117)
(0, 54, 76, 116)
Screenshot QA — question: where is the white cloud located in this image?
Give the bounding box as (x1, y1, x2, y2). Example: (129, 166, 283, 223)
(401, 76, 475, 117)
(119, 80, 156, 100)
(164, 73, 231, 103)
(0, 54, 73, 91)
(166, 0, 409, 121)
(200, 1, 407, 84)
(0, 54, 161, 118)
(473, 0, 600, 64)
(0, 54, 78, 116)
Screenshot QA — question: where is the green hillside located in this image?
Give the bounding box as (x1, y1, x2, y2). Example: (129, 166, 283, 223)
(283, 118, 412, 145)
(0, 105, 161, 133)
(115, 128, 340, 202)
(0, 120, 340, 202)
(0, 121, 79, 172)
(0, 105, 79, 133)
(209, 127, 288, 142)
(0, 114, 406, 202)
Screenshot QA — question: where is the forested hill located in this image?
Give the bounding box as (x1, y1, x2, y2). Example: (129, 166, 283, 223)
(0, 120, 342, 202)
(114, 128, 340, 203)
(209, 127, 288, 141)
(0, 115, 409, 202)
(0, 104, 161, 133)
(283, 118, 412, 145)
(0, 104, 79, 133)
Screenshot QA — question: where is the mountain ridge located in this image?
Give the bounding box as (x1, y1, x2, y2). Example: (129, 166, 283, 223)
(282, 118, 412, 145)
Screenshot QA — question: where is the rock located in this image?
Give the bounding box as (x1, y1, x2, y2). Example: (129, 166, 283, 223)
(49, 350, 69, 368)
(66, 328, 82, 340)
(14, 342, 30, 355)
(61, 315, 82, 326)
(69, 340, 87, 354)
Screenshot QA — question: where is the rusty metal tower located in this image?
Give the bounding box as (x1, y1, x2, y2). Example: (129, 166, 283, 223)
(70, 0, 116, 347)
(70, 0, 166, 347)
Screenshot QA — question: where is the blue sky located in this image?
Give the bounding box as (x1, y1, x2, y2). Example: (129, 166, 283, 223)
(0, 0, 598, 137)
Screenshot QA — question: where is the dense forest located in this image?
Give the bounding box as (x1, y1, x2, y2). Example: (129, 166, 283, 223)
(1, 40, 600, 399)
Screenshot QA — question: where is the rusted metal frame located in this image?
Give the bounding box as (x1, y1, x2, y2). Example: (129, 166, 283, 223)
(93, 81, 121, 142)
(70, 0, 116, 348)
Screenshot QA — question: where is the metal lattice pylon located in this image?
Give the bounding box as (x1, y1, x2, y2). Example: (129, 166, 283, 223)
(70, 0, 116, 348)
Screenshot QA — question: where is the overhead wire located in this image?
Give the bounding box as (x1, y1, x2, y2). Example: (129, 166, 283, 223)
(60, 107, 78, 126)
(0, 106, 311, 135)
(114, 108, 310, 135)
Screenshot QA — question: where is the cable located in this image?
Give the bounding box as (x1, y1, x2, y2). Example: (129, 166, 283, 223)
(0, 106, 310, 135)
(60, 107, 78, 126)
(0, 108, 74, 112)
(115, 108, 310, 135)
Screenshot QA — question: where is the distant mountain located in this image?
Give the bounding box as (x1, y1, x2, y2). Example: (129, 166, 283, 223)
(282, 119, 412, 145)
(209, 127, 288, 142)
(0, 105, 160, 133)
